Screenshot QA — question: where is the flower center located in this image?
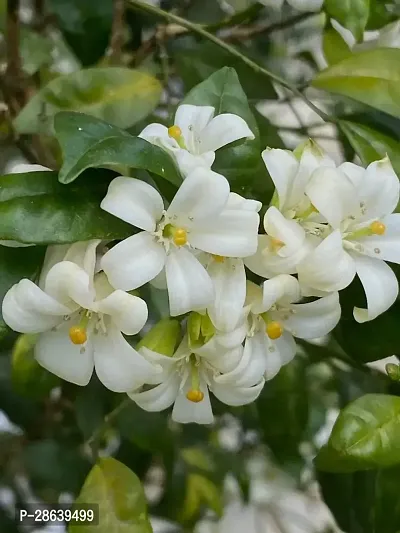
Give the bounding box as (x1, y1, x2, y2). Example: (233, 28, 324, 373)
(186, 355, 204, 403)
(369, 221, 386, 235)
(261, 313, 283, 340)
(68, 311, 91, 345)
(268, 237, 284, 253)
(163, 224, 188, 247)
(168, 125, 186, 149)
(347, 220, 386, 240)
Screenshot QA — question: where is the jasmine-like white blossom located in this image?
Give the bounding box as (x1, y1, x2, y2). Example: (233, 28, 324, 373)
(2, 240, 154, 392)
(139, 104, 255, 176)
(128, 335, 265, 425)
(101, 169, 260, 316)
(298, 157, 400, 321)
(244, 276, 341, 379)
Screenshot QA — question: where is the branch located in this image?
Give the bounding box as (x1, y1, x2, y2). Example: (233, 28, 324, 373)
(6, 0, 21, 79)
(126, 0, 334, 124)
(107, 0, 126, 64)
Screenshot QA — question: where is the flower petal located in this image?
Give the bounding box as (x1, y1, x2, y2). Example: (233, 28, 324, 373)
(44, 261, 94, 310)
(211, 379, 264, 406)
(288, 0, 323, 10)
(264, 207, 307, 256)
(129, 372, 181, 411)
(174, 149, 215, 176)
(100, 177, 163, 232)
(95, 290, 148, 335)
(138, 123, 170, 144)
(63, 240, 100, 277)
(2, 280, 69, 333)
(297, 231, 356, 292)
(101, 232, 166, 291)
(207, 257, 246, 332)
(166, 167, 230, 226)
(174, 104, 215, 153)
(189, 209, 259, 257)
(215, 336, 266, 387)
(284, 293, 341, 339)
(261, 148, 298, 209)
(265, 331, 297, 379)
(245, 236, 295, 278)
(35, 321, 94, 385)
(353, 213, 400, 264)
(306, 167, 358, 229)
(93, 322, 156, 392)
(338, 161, 365, 189)
(352, 254, 398, 323)
(258, 274, 301, 313)
(200, 113, 255, 152)
(206, 345, 244, 373)
(165, 247, 214, 316)
(226, 192, 262, 212)
(172, 376, 214, 424)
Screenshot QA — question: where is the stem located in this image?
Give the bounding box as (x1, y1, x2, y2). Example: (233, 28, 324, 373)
(85, 397, 131, 462)
(33, 0, 45, 30)
(126, 0, 333, 124)
(107, 0, 126, 64)
(6, 0, 21, 78)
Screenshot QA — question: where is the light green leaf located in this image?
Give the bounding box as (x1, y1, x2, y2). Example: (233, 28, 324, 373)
(69, 457, 152, 533)
(14, 68, 162, 134)
(20, 30, 53, 75)
(312, 48, 400, 118)
(340, 120, 400, 176)
(55, 112, 181, 185)
(0, 171, 132, 244)
(323, 28, 352, 65)
(324, 0, 370, 41)
(316, 394, 400, 472)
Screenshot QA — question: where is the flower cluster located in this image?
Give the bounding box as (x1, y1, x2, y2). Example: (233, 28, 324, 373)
(3, 104, 399, 424)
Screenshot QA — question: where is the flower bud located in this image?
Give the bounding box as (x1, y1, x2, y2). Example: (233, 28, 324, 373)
(188, 312, 215, 349)
(137, 318, 181, 357)
(386, 363, 400, 381)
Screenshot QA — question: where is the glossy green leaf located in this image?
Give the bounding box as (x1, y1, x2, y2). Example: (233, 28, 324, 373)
(11, 334, 60, 399)
(0, 245, 45, 335)
(316, 394, 400, 472)
(340, 120, 400, 176)
(256, 357, 309, 460)
(324, 0, 370, 41)
(313, 49, 400, 119)
(69, 457, 152, 533)
(182, 67, 265, 195)
(14, 68, 162, 134)
(323, 28, 352, 65)
(0, 171, 132, 244)
(55, 112, 181, 185)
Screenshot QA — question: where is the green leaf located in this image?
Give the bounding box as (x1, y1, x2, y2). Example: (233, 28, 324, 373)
(20, 30, 53, 75)
(11, 334, 60, 399)
(14, 68, 162, 134)
(55, 112, 181, 185)
(256, 357, 309, 460)
(182, 67, 265, 195)
(0, 170, 132, 244)
(312, 48, 400, 119)
(318, 466, 400, 533)
(69, 457, 152, 533)
(0, 245, 45, 335)
(324, 0, 370, 41)
(323, 28, 352, 65)
(339, 120, 400, 176)
(316, 394, 400, 472)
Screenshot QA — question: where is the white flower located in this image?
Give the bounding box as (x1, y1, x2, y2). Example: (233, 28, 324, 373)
(128, 335, 265, 425)
(2, 240, 155, 392)
(244, 276, 341, 379)
(100, 170, 260, 316)
(139, 104, 255, 176)
(245, 142, 334, 278)
(257, 0, 323, 12)
(298, 157, 400, 322)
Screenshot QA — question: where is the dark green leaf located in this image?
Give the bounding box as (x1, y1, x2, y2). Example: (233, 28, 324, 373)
(324, 0, 370, 41)
(312, 48, 400, 119)
(340, 120, 400, 176)
(75, 377, 107, 441)
(14, 68, 162, 134)
(69, 457, 152, 533)
(316, 394, 400, 472)
(0, 170, 132, 244)
(55, 112, 181, 185)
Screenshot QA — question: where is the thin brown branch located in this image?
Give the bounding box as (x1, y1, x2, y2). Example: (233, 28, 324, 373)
(6, 0, 22, 78)
(107, 0, 126, 64)
(33, 0, 46, 31)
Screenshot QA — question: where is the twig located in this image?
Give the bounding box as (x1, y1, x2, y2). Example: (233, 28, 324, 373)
(126, 0, 334, 124)
(33, 0, 45, 30)
(6, 0, 22, 79)
(206, 3, 264, 32)
(84, 397, 132, 462)
(107, 0, 126, 64)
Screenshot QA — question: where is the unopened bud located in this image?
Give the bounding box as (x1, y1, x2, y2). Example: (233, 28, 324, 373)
(188, 312, 215, 349)
(137, 318, 181, 357)
(386, 363, 400, 381)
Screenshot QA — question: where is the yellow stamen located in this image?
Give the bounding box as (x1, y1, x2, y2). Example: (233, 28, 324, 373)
(269, 237, 284, 252)
(69, 326, 87, 345)
(266, 321, 283, 340)
(369, 221, 386, 235)
(173, 227, 187, 246)
(186, 389, 204, 403)
(212, 254, 225, 263)
(168, 125, 182, 140)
